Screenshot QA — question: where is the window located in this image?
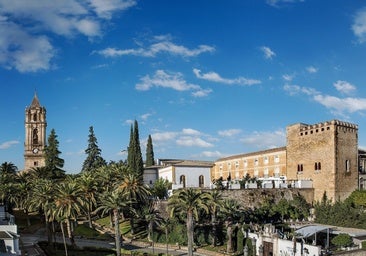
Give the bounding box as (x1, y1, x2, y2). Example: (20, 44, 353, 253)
(254, 169, 259, 177)
(274, 167, 280, 177)
(244, 160, 248, 167)
(264, 168, 269, 178)
(199, 175, 204, 188)
(274, 155, 279, 163)
(33, 113, 37, 121)
(297, 164, 303, 173)
(235, 161, 239, 169)
(264, 156, 269, 164)
(346, 160, 350, 173)
(315, 162, 321, 171)
(180, 175, 186, 188)
(33, 161, 38, 167)
(254, 158, 259, 166)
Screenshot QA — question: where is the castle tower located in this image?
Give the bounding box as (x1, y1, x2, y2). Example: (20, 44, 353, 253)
(286, 120, 358, 202)
(24, 93, 47, 171)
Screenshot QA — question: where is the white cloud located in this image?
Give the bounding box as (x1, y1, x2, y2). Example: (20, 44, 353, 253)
(193, 69, 261, 86)
(95, 36, 215, 58)
(352, 8, 366, 43)
(284, 83, 366, 116)
(0, 140, 19, 149)
(267, 0, 305, 7)
(306, 66, 318, 73)
(176, 136, 213, 148)
(140, 113, 152, 120)
(240, 129, 286, 149)
(333, 80, 356, 95)
(283, 84, 319, 96)
(200, 151, 223, 158)
(0, 0, 134, 72)
(0, 21, 55, 72)
(182, 128, 201, 136)
(89, 0, 136, 19)
(218, 129, 242, 137)
(192, 88, 213, 98)
(282, 74, 294, 81)
(152, 128, 215, 149)
(313, 95, 366, 114)
(260, 46, 276, 59)
(136, 70, 211, 97)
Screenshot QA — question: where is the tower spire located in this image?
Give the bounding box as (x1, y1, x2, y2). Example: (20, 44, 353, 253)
(30, 91, 41, 108)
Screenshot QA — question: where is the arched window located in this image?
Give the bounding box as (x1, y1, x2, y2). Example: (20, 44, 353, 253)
(180, 175, 186, 188)
(199, 175, 204, 188)
(33, 113, 37, 121)
(32, 128, 38, 145)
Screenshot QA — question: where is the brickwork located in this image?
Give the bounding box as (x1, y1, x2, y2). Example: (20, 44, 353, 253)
(212, 120, 359, 203)
(24, 94, 47, 171)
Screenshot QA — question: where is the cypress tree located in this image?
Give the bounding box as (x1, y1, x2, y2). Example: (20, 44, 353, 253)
(44, 128, 65, 179)
(82, 126, 106, 172)
(127, 120, 144, 178)
(145, 134, 155, 167)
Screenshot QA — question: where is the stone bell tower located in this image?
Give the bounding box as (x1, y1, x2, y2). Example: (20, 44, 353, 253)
(24, 93, 47, 171)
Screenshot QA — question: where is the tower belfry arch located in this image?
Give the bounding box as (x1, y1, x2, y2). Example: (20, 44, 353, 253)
(24, 93, 47, 171)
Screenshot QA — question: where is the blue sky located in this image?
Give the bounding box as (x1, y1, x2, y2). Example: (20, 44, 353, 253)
(1, 0, 366, 173)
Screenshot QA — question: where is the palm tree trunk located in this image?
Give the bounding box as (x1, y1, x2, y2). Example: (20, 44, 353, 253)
(187, 211, 194, 256)
(148, 221, 153, 242)
(60, 222, 68, 256)
(226, 221, 233, 253)
(211, 213, 217, 246)
(114, 209, 121, 256)
(66, 219, 75, 246)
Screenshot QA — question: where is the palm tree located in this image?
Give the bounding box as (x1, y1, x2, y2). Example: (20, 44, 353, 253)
(53, 179, 84, 246)
(77, 172, 98, 228)
(221, 199, 243, 253)
(138, 201, 162, 243)
(118, 171, 151, 235)
(0, 162, 18, 175)
(168, 188, 211, 256)
(28, 178, 55, 244)
(96, 189, 129, 256)
(208, 190, 224, 247)
(159, 217, 173, 256)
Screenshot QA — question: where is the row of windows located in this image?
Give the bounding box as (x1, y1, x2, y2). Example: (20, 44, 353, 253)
(219, 155, 281, 170)
(297, 161, 351, 173)
(300, 126, 330, 136)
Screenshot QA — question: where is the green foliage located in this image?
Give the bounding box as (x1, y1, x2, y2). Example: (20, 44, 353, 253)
(331, 233, 353, 248)
(145, 134, 155, 167)
(127, 120, 144, 179)
(82, 126, 106, 173)
(74, 224, 110, 240)
(152, 178, 171, 199)
(346, 190, 366, 208)
(44, 129, 65, 179)
(315, 191, 366, 229)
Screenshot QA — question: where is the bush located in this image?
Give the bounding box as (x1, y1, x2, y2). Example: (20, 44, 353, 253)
(331, 233, 353, 248)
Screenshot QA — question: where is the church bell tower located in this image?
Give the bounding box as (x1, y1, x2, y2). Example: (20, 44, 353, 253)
(24, 93, 47, 171)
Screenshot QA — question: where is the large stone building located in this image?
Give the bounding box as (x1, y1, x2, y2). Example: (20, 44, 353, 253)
(213, 120, 359, 202)
(24, 93, 47, 171)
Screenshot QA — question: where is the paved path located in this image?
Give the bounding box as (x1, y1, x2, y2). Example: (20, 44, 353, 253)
(19, 228, 210, 256)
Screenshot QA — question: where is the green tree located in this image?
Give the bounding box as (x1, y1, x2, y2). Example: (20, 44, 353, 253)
(145, 134, 155, 167)
(77, 172, 98, 228)
(82, 126, 106, 173)
(168, 188, 211, 256)
(127, 120, 144, 178)
(118, 171, 151, 235)
(53, 179, 84, 246)
(208, 190, 224, 247)
(96, 189, 129, 256)
(152, 178, 171, 199)
(28, 178, 55, 244)
(221, 199, 242, 253)
(0, 162, 18, 175)
(331, 233, 353, 248)
(44, 129, 65, 179)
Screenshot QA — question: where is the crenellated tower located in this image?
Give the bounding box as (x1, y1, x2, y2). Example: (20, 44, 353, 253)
(24, 93, 47, 171)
